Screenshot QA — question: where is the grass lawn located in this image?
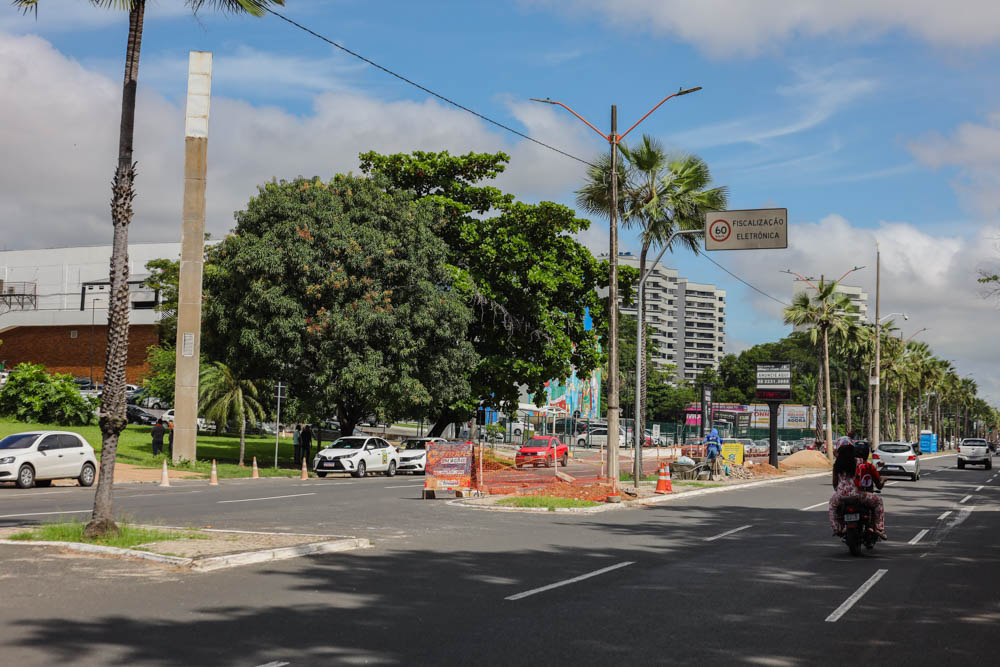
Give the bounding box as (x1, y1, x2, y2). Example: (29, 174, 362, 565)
(0, 418, 309, 478)
(7, 521, 201, 550)
(496, 496, 600, 510)
(619, 472, 659, 482)
(672, 480, 724, 488)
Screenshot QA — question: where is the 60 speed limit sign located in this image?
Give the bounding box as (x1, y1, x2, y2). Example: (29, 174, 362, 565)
(704, 208, 787, 251)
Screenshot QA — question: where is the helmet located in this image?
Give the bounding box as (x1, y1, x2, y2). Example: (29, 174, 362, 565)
(834, 435, 854, 457)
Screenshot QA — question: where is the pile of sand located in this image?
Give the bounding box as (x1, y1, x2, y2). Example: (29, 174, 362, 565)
(779, 450, 832, 471)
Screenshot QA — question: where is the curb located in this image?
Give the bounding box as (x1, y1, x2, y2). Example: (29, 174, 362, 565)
(0, 536, 371, 571)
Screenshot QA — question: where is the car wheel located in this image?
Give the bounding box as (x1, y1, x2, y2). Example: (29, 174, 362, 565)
(910, 472, 917, 482)
(315, 471, 327, 478)
(78, 463, 96, 487)
(561, 454, 568, 467)
(958, 460, 965, 469)
(352, 461, 366, 478)
(385, 460, 397, 477)
(16, 464, 35, 489)
(987, 460, 993, 470)
(577, 439, 586, 448)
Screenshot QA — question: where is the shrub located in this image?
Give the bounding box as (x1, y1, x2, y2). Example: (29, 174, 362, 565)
(0, 363, 97, 426)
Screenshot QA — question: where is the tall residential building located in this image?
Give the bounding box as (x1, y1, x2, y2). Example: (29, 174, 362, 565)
(792, 280, 869, 325)
(607, 253, 726, 382)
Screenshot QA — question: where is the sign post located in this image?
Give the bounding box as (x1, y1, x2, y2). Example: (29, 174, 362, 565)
(700, 384, 713, 439)
(756, 362, 791, 467)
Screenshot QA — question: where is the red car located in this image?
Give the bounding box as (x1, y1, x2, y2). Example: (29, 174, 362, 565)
(515, 436, 569, 468)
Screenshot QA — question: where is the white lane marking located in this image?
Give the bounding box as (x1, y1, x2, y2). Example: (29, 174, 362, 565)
(976, 486, 984, 492)
(938, 511, 952, 521)
(255, 662, 290, 667)
(908, 529, 930, 545)
(0, 490, 82, 500)
(704, 524, 753, 542)
(960, 495, 972, 504)
(119, 490, 204, 499)
(505, 561, 636, 601)
(885, 481, 898, 486)
(825, 569, 888, 623)
(384, 484, 424, 489)
(217, 493, 316, 504)
(0, 508, 90, 519)
(801, 501, 828, 511)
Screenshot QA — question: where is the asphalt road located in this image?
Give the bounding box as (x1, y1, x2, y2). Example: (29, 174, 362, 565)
(0, 452, 995, 666)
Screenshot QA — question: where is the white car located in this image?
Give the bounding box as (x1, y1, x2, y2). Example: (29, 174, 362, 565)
(313, 436, 400, 478)
(958, 438, 992, 470)
(777, 440, 792, 456)
(873, 441, 921, 481)
(0, 431, 98, 489)
(577, 426, 627, 449)
(396, 437, 445, 474)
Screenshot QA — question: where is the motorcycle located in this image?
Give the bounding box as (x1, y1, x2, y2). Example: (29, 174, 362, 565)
(836, 488, 882, 557)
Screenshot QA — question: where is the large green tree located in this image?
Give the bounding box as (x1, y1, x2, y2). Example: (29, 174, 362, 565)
(359, 150, 604, 434)
(204, 174, 475, 439)
(14, 0, 286, 538)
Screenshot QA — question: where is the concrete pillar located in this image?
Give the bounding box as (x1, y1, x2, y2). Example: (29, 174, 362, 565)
(173, 51, 212, 463)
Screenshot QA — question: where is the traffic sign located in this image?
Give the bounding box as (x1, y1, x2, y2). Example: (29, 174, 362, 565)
(705, 208, 788, 251)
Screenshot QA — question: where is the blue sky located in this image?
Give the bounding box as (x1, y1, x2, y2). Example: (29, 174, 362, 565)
(3, 0, 1000, 401)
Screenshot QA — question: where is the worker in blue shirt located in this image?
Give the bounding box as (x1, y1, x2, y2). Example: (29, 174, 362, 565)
(704, 428, 722, 480)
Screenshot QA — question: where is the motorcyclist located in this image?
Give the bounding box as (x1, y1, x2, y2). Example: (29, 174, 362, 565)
(828, 437, 859, 536)
(853, 443, 887, 539)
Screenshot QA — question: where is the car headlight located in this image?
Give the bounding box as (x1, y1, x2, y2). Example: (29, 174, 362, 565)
(0, 456, 14, 464)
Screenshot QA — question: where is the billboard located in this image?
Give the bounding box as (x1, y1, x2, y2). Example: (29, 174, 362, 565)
(780, 405, 813, 429)
(705, 208, 788, 251)
(424, 441, 473, 493)
(756, 361, 792, 401)
(544, 365, 602, 420)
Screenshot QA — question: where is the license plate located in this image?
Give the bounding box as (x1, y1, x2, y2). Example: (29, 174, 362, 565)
(323, 461, 337, 468)
(884, 465, 900, 470)
(844, 513, 860, 522)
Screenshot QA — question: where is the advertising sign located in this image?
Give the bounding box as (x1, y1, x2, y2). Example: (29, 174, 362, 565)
(424, 441, 473, 493)
(701, 385, 713, 436)
(721, 442, 745, 465)
(780, 405, 813, 429)
(756, 361, 792, 401)
(750, 404, 771, 429)
(705, 208, 788, 251)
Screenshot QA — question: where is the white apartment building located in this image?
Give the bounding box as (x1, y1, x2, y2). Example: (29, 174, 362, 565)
(612, 253, 726, 381)
(792, 280, 869, 325)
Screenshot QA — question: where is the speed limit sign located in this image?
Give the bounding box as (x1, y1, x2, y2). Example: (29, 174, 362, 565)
(708, 219, 731, 244)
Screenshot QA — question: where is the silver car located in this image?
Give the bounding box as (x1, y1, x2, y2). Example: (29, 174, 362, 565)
(874, 441, 920, 481)
(958, 438, 992, 470)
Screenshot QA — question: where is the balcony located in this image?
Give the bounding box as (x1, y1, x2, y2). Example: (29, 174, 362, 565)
(0, 281, 38, 313)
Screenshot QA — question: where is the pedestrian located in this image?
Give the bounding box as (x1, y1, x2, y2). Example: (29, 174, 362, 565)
(704, 428, 722, 480)
(151, 419, 166, 457)
(300, 423, 313, 464)
(292, 424, 301, 463)
(168, 420, 175, 459)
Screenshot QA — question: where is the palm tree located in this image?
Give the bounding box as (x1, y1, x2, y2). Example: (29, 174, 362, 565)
(783, 280, 856, 459)
(199, 362, 265, 466)
(577, 136, 726, 483)
(14, 0, 285, 537)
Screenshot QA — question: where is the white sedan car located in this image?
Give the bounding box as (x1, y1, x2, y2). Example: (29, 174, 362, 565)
(0, 431, 98, 489)
(395, 437, 445, 474)
(313, 436, 400, 478)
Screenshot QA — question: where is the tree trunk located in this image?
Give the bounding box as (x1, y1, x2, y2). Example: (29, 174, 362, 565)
(634, 239, 650, 484)
(238, 418, 246, 467)
(822, 328, 834, 460)
(85, 0, 145, 540)
(896, 381, 904, 442)
(815, 354, 825, 444)
(845, 373, 853, 436)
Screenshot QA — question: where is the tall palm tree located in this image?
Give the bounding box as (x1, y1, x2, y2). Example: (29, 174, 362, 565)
(577, 136, 726, 483)
(783, 280, 856, 459)
(199, 362, 265, 466)
(14, 0, 285, 537)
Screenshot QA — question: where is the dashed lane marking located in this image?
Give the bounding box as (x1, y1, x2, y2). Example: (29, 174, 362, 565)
(384, 484, 425, 489)
(960, 495, 972, 504)
(908, 529, 930, 545)
(938, 511, 952, 520)
(976, 486, 984, 492)
(704, 524, 753, 542)
(0, 508, 90, 519)
(800, 502, 828, 511)
(254, 662, 290, 667)
(825, 569, 888, 623)
(505, 561, 636, 601)
(217, 493, 316, 504)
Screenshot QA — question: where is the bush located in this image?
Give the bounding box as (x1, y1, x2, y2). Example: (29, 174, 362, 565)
(0, 363, 97, 426)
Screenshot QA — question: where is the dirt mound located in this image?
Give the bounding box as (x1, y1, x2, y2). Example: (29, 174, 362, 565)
(779, 450, 832, 471)
(746, 462, 783, 477)
(519, 480, 615, 502)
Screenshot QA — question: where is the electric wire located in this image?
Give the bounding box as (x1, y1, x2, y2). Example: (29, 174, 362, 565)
(699, 253, 790, 307)
(262, 7, 596, 168)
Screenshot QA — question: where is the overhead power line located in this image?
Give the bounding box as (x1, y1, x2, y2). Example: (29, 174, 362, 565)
(700, 254, 789, 307)
(262, 8, 595, 167)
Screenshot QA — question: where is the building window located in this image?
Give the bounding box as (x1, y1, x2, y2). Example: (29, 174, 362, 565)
(70, 330, 78, 339)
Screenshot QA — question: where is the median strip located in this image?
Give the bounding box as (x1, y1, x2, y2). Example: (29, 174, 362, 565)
(505, 561, 635, 601)
(825, 569, 888, 623)
(704, 524, 752, 542)
(217, 493, 316, 504)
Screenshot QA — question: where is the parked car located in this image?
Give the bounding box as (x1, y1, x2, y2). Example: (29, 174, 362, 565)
(0, 431, 98, 489)
(129, 388, 167, 410)
(312, 436, 399, 478)
(515, 435, 568, 468)
(958, 438, 992, 470)
(395, 437, 445, 474)
(126, 405, 158, 425)
(313, 420, 361, 446)
(576, 426, 627, 449)
(499, 418, 531, 438)
(777, 440, 792, 455)
(873, 441, 920, 481)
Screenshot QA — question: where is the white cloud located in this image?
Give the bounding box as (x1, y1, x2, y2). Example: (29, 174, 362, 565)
(529, 0, 1000, 57)
(909, 111, 1000, 218)
(717, 213, 1000, 404)
(0, 32, 592, 252)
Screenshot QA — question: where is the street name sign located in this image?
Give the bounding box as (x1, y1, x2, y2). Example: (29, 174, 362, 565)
(705, 208, 788, 251)
(756, 361, 792, 401)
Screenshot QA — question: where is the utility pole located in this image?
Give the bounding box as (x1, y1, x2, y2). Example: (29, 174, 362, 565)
(273, 380, 285, 468)
(607, 105, 621, 488)
(872, 247, 881, 452)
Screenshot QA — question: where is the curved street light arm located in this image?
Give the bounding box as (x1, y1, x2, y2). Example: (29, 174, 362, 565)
(529, 98, 610, 143)
(619, 87, 703, 143)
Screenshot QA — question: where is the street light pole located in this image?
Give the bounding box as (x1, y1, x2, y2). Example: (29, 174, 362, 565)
(873, 247, 881, 450)
(531, 87, 702, 492)
(633, 228, 700, 486)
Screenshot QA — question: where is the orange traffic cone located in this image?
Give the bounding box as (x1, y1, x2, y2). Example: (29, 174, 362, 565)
(209, 459, 219, 486)
(655, 462, 673, 494)
(159, 459, 170, 487)
(251, 457, 260, 479)
(300, 457, 309, 480)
